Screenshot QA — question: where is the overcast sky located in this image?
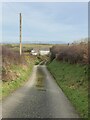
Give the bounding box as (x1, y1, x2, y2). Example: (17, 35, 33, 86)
(2, 2, 88, 44)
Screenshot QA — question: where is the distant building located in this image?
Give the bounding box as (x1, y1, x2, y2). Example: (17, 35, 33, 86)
(39, 50, 50, 56)
(31, 52, 38, 55)
(31, 49, 35, 53)
(31, 48, 50, 56)
(31, 49, 38, 56)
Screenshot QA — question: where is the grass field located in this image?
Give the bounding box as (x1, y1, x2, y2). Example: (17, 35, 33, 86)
(47, 60, 88, 118)
(4, 44, 53, 52)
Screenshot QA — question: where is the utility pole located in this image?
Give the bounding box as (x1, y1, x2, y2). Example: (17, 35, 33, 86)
(20, 13, 22, 56)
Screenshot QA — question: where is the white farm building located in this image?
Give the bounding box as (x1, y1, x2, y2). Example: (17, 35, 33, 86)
(30, 48, 50, 56)
(31, 49, 38, 56)
(39, 50, 50, 56)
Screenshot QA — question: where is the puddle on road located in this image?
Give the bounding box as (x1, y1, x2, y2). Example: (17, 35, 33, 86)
(36, 67, 46, 91)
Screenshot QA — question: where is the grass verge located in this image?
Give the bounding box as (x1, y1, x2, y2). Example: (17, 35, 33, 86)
(2, 63, 34, 100)
(47, 60, 88, 118)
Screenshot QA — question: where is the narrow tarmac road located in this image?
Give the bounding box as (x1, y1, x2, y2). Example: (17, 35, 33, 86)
(2, 65, 80, 118)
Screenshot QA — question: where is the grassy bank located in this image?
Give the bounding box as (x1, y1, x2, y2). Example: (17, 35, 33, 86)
(1, 45, 37, 100)
(2, 63, 33, 99)
(47, 60, 88, 118)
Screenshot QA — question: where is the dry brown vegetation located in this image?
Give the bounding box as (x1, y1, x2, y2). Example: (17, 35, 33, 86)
(50, 41, 88, 64)
(2, 46, 35, 82)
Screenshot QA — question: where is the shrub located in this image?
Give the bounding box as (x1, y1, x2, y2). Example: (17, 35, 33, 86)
(50, 41, 88, 64)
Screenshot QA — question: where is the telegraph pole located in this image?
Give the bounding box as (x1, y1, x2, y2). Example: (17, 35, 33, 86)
(20, 13, 22, 55)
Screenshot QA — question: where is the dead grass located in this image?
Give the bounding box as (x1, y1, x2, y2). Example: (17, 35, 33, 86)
(2, 45, 36, 82)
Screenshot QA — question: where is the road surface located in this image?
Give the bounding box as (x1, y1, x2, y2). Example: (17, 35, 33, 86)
(2, 65, 80, 118)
